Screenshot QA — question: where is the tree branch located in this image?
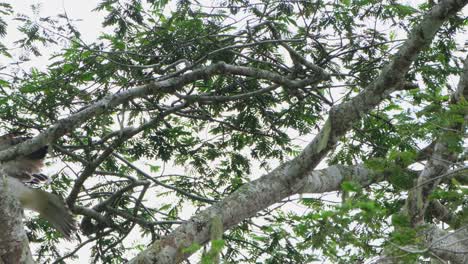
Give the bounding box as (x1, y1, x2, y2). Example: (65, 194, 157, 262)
(425, 225, 468, 263)
(407, 55, 468, 226)
(0, 178, 34, 264)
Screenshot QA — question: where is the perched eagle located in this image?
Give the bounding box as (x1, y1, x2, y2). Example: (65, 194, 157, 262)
(0, 133, 75, 239)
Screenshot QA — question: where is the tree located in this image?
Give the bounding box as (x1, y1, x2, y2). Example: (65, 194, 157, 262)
(0, 0, 466, 263)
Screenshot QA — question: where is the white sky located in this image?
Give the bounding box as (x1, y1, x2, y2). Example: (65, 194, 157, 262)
(4, 0, 104, 71)
(6, 0, 102, 41)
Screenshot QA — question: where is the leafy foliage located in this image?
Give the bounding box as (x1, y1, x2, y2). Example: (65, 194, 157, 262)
(0, 0, 466, 263)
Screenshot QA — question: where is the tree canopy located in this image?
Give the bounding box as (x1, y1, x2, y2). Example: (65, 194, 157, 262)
(0, 0, 467, 263)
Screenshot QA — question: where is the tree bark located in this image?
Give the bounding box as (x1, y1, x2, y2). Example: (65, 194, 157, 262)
(424, 226, 468, 264)
(0, 178, 34, 264)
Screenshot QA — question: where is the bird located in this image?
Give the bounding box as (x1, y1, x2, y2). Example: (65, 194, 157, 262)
(0, 133, 75, 239)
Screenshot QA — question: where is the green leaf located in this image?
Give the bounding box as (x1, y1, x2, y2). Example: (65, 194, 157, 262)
(182, 243, 201, 254)
(341, 181, 361, 192)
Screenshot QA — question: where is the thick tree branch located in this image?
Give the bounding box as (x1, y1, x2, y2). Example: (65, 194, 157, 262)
(374, 226, 468, 264)
(127, 1, 468, 262)
(0, 178, 34, 264)
(407, 55, 468, 226)
(297, 164, 383, 194)
(424, 225, 468, 263)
